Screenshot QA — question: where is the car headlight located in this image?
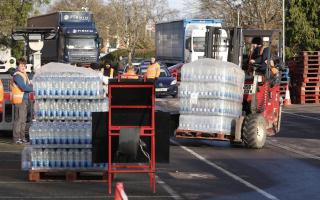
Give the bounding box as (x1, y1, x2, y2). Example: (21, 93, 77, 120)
(170, 79, 177, 85)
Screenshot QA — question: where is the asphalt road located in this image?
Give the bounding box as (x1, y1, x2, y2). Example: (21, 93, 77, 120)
(0, 101, 319, 200)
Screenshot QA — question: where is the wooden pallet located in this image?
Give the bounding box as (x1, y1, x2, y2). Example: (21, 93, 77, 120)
(175, 129, 232, 141)
(28, 169, 108, 182)
(302, 51, 320, 66)
(297, 95, 320, 104)
(298, 88, 320, 96)
(303, 51, 320, 56)
(295, 68, 320, 74)
(299, 82, 320, 87)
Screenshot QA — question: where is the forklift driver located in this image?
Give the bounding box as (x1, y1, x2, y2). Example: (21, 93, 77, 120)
(248, 37, 268, 73)
(248, 37, 279, 77)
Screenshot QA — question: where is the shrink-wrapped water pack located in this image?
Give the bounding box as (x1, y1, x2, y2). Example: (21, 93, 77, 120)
(178, 58, 244, 135)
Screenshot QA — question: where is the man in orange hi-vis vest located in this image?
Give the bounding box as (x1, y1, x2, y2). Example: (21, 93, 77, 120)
(0, 79, 3, 113)
(146, 57, 160, 79)
(123, 65, 139, 79)
(11, 58, 33, 144)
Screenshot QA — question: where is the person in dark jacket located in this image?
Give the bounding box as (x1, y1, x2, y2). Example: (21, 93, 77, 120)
(12, 58, 33, 144)
(103, 64, 114, 78)
(249, 37, 269, 74)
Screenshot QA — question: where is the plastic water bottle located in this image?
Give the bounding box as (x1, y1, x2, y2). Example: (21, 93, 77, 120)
(61, 149, 68, 168)
(61, 78, 66, 97)
(43, 149, 49, 168)
(80, 149, 86, 168)
(79, 127, 86, 144)
(53, 125, 59, 144)
(84, 100, 91, 118)
(67, 101, 72, 119)
(79, 101, 85, 119)
(55, 149, 62, 168)
(85, 125, 92, 144)
(65, 126, 72, 145)
(60, 125, 67, 145)
(42, 128, 48, 145)
(31, 149, 38, 168)
(48, 127, 54, 144)
(72, 127, 80, 145)
(48, 149, 55, 168)
(67, 149, 74, 168)
(74, 149, 80, 168)
(86, 149, 92, 168)
(73, 100, 80, 119)
(61, 100, 68, 119)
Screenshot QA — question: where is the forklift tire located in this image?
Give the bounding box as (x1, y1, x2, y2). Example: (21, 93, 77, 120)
(274, 105, 282, 134)
(242, 113, 267, 149)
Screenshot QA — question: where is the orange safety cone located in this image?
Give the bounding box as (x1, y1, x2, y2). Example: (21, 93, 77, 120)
(284, 84, 291, 106)
(114, 182, 128, 200)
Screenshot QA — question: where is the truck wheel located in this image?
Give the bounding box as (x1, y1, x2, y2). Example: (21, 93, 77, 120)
(242, 114, 267, 149)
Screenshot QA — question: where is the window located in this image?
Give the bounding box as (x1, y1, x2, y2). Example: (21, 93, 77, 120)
(185, 37, 191, 51)
(66, 38, 96, 49)
(193, 37, 205, 52)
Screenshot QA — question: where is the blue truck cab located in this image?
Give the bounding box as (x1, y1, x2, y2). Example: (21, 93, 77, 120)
(27, 11, 100, 65)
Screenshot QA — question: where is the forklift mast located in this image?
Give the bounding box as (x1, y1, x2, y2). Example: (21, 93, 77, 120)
(204, 27, 243, 66)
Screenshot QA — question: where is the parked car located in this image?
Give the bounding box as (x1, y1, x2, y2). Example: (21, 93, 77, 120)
(140, 66, 177, 97)
(122, 65, 178, 97)
(167, 63, 184, 81)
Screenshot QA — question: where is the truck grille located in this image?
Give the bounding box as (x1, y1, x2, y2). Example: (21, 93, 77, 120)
(68, 50, 97, 64)
(69, 56, 97, 64)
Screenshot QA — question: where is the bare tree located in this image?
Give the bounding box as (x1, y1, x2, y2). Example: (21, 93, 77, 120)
(108, 0, 150, 63)
(242, 0, 282, 29)
(151, 0, 180, 23)
(189, 0, 282, 29)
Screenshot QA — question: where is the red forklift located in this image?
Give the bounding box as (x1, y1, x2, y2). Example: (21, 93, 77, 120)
(176, 27, 283, 148)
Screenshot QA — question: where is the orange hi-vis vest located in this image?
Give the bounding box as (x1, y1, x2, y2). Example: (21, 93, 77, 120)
(0, 80, 3, 112)
(146, 63, 160, 79)
(123, 69, 139, 79)
(10, 71, 30, 105)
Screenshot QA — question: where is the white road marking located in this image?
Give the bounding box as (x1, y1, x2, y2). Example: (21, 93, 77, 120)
(282, 111, 320, 121)
(0, 196, 177, 199)
(156, 175, 183, 200)
(267, 140, 320, 161)
(171, 140, 280, 200)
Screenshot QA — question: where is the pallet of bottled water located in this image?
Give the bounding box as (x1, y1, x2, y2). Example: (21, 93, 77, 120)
(22, 63, 108, 171)
(178, 58, 245, 135)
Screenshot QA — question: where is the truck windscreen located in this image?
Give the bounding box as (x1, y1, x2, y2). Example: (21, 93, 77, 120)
(193, 37, 205, 52)
(66, 38, 96, 49)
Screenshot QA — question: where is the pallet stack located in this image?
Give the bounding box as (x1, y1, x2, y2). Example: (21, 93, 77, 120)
(290, 51, 320, 104)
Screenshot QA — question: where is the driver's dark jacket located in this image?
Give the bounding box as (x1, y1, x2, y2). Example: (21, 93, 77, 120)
(251, 47, 269, 74)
